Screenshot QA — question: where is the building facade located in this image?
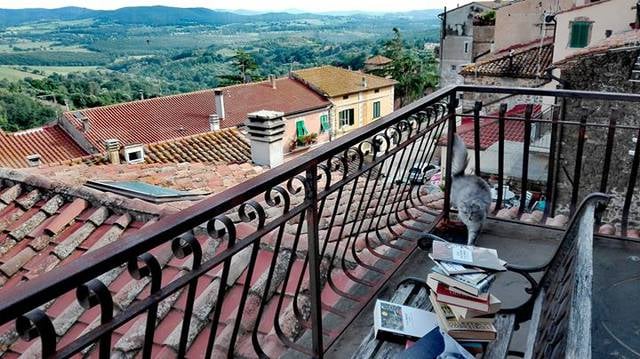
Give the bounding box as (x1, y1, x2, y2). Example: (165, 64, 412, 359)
(553, 0, 638, 63)
(493, 0, 574, 52)
(292, 66, 396, 138)
(439, 1, 500, 88)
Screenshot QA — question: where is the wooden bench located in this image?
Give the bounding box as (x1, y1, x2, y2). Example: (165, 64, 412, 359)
(352, 193, 609, 359)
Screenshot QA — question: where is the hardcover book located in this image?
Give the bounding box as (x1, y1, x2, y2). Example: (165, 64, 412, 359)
(427, 278, 501, 312)
(431, 242, 506, 271)
(428, 267, 495, 296)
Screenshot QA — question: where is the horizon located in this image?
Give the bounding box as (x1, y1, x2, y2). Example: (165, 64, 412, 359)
(0, 0, 473, 13)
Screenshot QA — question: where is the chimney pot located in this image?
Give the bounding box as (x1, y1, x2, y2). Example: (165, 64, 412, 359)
(209, 114, 220, 131)
(80, 117, 90, 133)
(269, 74, 277, 89)
(245, 110, 285, 168)
(104, 139, 121, 165)
(214, 89, 225, 121)
(362, 76, 368, 88)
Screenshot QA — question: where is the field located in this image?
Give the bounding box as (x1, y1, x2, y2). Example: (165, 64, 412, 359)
(0, 66, 44, 80)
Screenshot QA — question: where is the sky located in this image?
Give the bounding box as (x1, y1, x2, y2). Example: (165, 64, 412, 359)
(0, 0, 473, 12)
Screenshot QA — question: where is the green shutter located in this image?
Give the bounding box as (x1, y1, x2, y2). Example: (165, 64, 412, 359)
(320, 115, 330, 132)
(570, 22, 590, 48)
(373, 101, 381, 118)
(296, 121, 308, 137)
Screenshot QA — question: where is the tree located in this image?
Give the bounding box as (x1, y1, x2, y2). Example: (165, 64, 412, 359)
(219, 49, 260, 86)
(0, 90, 57, 132)
(380, 28, 439, 107)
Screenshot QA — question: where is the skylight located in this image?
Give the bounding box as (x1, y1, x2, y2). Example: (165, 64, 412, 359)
(85, 180, 208, 203)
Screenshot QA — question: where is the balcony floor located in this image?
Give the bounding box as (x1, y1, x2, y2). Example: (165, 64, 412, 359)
(326, 218, 640, 357)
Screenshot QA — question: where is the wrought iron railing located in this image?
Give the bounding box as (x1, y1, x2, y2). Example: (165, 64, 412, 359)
(1, 86, 640, 358)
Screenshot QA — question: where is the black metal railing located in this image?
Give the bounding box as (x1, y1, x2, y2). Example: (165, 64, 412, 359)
(1, 86, 640, 358)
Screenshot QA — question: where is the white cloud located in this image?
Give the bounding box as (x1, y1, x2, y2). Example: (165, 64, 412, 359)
(1, 0, 472, 12)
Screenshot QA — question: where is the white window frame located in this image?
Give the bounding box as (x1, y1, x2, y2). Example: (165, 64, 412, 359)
(124, 144, 145, 164)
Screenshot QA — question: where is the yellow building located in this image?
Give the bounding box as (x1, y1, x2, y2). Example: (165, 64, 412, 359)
(292, 66, 397, 138)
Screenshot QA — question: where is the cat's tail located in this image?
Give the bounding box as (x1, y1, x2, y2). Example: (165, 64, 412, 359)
(451, 134, 469, 177)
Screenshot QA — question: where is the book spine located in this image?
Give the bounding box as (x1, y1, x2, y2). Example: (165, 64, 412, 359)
(476, 274, 496, 294)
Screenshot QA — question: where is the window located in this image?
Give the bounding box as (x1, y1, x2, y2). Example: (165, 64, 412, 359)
(451, 65, 457, 70)
(296, 120, 308, 137)
(339, 109, 355, 127)
(373, 101, 381, 118)
(343, 95, 350, 100)
(320, 114, 330, 133)
(85, 180, 205, 203)
(374, 89, 380, 93)
(464, 41, 469, 53)
(569, 21, 591, 48)
(124, 144, 145, 164)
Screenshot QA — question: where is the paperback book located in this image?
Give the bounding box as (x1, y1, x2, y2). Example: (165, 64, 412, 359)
(430, 293, 497, 341)
(431, 242, 507, 272)
(373, 300, 439, 341)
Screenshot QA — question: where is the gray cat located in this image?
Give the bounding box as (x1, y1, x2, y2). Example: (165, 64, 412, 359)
(450, 134, 492, 245)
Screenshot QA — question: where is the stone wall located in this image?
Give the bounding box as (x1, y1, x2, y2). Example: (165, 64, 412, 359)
(555, 49, 640, 229)
(460, 74, 548, 112)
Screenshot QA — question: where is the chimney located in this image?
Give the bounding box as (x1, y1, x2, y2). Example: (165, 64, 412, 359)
(362, 76, 368, 88)
(214, 89, 225, 121)
(269, 74, 277, 89)
(104, 139, 121, 165)
(209, 114, 220, 131)
(80, 117, 90, 133)
(245, 110, 285, 168)
(25, 154, 41, 167)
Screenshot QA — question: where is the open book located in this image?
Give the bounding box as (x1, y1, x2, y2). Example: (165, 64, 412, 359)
(373, 300, 439, 341)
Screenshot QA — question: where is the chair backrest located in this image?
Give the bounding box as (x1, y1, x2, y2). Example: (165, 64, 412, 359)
(526, 193, 608, 359)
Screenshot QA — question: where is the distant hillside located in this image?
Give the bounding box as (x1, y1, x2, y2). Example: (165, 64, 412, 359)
(0, 7, 95, 26)
(0, 6, 438, 27)
(0, 6, 323, 27)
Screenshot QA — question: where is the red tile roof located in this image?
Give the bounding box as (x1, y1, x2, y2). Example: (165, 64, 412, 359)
(46, 128, 252, 167)
(24, 161, 265, 211)
(0, 125, 87, 168)
(0, 163, 441, 358)
(364, 55, 392, 66)
(460, 38, 554, 78)
(443, 104, 543, 150)
(62, 78, 329, 151)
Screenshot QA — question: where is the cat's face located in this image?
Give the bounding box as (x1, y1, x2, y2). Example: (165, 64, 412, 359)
(458, 201, 486, 222)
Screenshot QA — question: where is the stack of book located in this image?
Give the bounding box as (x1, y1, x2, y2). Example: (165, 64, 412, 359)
(427, 241, 507, 350)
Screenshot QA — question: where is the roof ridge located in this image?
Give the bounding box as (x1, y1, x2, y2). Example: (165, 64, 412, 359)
(0, 167, 168, 217)
(64, 89, 215, 115)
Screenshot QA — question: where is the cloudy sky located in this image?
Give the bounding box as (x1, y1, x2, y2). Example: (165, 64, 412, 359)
(1, 0, 472, 12)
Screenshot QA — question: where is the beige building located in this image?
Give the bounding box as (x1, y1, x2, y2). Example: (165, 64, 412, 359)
(493, 0, 574, 52)
(438, 2, 501, 88)
(292, 66, 397, 138)
(553, 0, 638, 63)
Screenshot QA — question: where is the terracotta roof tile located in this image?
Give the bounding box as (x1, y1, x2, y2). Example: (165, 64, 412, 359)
(0, 125, 87, 168)
(292, 65, 397, 97)
(0, 161, 442, 358)
(364, 55, 392, 66)
(442, 104, 543, 150)
(460, 38, 554, 78)
(62, 78, 329, 151)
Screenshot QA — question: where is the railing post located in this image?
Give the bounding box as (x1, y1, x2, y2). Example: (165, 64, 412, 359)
(305, 165, 323, 358)
(443, 90, 458, 220)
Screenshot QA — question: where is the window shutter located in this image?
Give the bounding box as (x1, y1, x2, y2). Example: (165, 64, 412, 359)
(296, 121, 307, 137)
(570, 22, 590, 48)
(320, 115, 330, 132)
